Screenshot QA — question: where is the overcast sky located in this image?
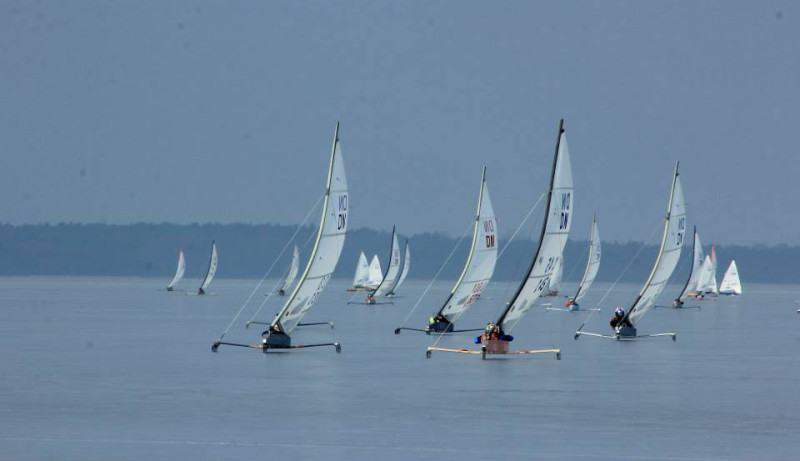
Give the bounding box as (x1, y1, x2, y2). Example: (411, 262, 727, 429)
(1, 1, 797, 245)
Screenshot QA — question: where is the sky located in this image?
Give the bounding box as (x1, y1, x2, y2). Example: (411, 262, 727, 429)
(1, 1, 798, 245)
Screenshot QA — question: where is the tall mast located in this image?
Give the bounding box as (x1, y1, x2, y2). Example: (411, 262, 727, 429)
(496, 119, 564, 327)
(623, 161, 680, 324)
(271, 122, 340, 331)
(435, 166, 487, 317)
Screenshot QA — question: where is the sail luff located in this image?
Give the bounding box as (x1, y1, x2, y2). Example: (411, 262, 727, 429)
(272, 122, 344, 333)
(496, 119, 570, 331)
(435, 167, 486, 317)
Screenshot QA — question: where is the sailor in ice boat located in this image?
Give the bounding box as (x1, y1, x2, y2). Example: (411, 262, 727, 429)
(198, 287, 206, 295)
(672, 297, 684, 307)
(279, 288, 286, 296)
(261, 323, 291, 349)
(564, 298, 578, 310)
(609, 307, 633, 331)
(428, 314, 454, 333)
(365, 293, 376, 305)
(475, 322, 514, 353)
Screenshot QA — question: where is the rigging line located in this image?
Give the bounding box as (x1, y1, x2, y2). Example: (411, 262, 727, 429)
(496, 192, 547, 261)
(247, 225, 319, 324)
(578, 219, 663, 328)
(213, 194, 324, 343)
(397, 222, 473, 328)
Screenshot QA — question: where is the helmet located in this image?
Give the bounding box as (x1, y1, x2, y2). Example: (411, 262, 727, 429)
(615, 307, 625, 316)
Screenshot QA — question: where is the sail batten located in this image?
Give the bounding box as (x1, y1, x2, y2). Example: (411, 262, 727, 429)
(626, 163, 686, 326)
(436, 166, 498, 322)
(271, 123, 349, 334)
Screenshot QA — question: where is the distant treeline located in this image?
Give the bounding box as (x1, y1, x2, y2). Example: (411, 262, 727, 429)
(0, 223, 795, 284)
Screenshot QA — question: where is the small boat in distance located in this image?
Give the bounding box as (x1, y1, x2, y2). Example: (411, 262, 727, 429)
(166, 249, 186, 291)
(361, 226, 401, 305)
(719, 260, 742, 295)
(367, 255, 383, 289)
(197, 241, 218, 295)
(555, 214, 601, 312)
(346, 251, 371, 291)
(278, 245, 300, 296)
(387, 240, 410, 297)
(672, 227, 703, 307)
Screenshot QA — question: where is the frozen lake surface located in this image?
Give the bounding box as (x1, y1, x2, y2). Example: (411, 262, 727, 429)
(1, 277, 798, 460)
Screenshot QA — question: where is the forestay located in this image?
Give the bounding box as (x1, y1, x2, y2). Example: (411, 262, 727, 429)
(167, 249, 186, 290)
(373, 226, 401, 297)
(571, 214, 601, 303)
(438, 167, 498, 321)
(280, 245, 300, 293)
(627, 164, 686, 326)
(677, 228, 704, 301)
(271, 123, 349, 334)
(352, 251, 370, 286)
(367, 255, 383, 288)
(199, 241, 218, 291)
(496, 120, 573, 333)
(719, 260, 742, 294)
(389, 240, 411, 295)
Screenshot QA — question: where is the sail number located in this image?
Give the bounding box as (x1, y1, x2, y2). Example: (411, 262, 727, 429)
(337, 195, 348, 230)
(559, 193, 571, 230)
(483, 219, 496, 249)
(675, 216, 685, 246)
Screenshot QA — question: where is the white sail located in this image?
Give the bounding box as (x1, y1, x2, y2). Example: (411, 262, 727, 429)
(677, 228, 704, 301)
(546, 257, 563, 292)
(627, 164, 686, 326)
(272, 123, 349, 334)
(367, 255, 383, 288)
(438, 167, 498, 321)
(719, 260, 742, 295)
(497, 120, 573, 333)
(707, 246, 719, 294)
(695, 255, 713, 294)
(280, 245, 300, 293)
(697, 246, 718, 294)
(352, 251, 370, 287)
(388, 240, 411, 295)
(570, 214, 601, 303)
(167, 249, 186, 290)
(199, 241, 218, 291)
(373, 227, 402, 297)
